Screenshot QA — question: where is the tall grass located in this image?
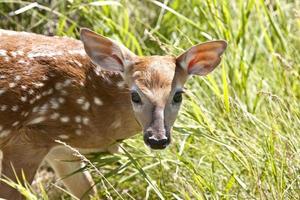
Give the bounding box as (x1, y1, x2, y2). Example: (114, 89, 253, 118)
(0, 0, 299, 199)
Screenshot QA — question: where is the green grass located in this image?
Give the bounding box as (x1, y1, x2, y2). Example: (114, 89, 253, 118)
(1, 0, 300, 199)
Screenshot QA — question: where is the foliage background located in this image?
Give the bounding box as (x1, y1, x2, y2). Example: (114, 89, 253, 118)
(0, 0, 300, 199)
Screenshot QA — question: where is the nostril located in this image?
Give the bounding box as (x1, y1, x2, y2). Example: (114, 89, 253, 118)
(149, 135, 167, 141)
(145, 130, 153, 139)
(145, 135, 169, 149)
(144, 128, 170, 149)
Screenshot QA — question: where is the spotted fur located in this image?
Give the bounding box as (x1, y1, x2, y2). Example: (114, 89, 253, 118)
(0, 29, 226, 199)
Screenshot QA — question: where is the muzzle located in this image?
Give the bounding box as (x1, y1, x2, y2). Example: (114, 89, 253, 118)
(144, 127, 170, 149)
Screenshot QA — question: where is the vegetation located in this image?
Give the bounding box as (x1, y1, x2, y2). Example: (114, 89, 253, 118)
(0, 0, 300, 199)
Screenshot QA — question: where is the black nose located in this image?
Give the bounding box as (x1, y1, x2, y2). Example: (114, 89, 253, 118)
(144, 130, 170, 149)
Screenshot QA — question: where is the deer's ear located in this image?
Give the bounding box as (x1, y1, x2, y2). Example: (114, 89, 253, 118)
(80, 28, 136, 72)
(176, 41, 227, 76)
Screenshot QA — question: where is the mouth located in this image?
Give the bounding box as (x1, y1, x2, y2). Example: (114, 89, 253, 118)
(147, 142, 169, 150)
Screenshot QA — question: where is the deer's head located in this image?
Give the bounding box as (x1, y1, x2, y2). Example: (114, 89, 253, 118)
(80, 28, 227, 149)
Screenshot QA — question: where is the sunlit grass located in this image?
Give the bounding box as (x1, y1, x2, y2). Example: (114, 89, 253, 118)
(0, 0, 299, 199)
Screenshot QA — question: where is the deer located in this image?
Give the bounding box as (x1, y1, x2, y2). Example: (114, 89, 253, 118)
(0, 28, 227, 199)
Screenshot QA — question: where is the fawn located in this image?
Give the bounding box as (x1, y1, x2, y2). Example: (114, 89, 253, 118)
(0, 28, 227, 199)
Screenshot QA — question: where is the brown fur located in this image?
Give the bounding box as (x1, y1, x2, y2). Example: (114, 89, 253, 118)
(0, 30, 140, 199)
(129, 56, 177, 105)
(0, 29, 226, 199)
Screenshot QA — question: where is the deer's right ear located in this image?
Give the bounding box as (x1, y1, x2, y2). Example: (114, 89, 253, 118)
(80, 28, 136, 72)
(177, 40, 227, 76)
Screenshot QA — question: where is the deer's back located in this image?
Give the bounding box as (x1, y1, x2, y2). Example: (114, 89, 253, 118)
(0, 30, 90, 146)
(0, 30, 139, 149)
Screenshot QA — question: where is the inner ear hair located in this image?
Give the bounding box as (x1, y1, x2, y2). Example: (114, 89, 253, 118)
(177, 40, 227, 76)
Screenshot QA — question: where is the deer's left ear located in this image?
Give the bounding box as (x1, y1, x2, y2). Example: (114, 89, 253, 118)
(80, 28, 136, 72)
(176, 40, 227, 76)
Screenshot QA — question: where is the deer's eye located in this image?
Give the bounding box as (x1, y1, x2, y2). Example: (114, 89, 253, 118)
(173, 92, 183, 104)
(131, 91, 142, 104)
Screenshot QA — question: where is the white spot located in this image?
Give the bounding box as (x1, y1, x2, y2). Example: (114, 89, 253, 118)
(42, 89, 53, 96)
(21, 85, 27, 90)
(11, 105, 19, 112)
(47, 88, 53, 95)
(60, 116, 70, 123)
(58, 97, 65, 104)
(60, 90, 68, 96)
(21, 111, 29, 117)
(74, 116, 82, 123)
(76, 97, 85, 105)
(32, 106, 39, 113)
(50, 112, 60, 120)
(82, 102, 90, 111)
(94, 65, 102, 76)
(41, 76, 48, 81)
(18, 59, 29, 65)
(35, 94, 41, 100)
(50, 98, 59, 109)
(93, 97, 103, 106)
(63, 79, 72, 86)
(20, 96, 27, 102)
(9, 82, 16, 88)
(0, 105, 7, 111)
(111, 119, 122, 129)
(75, 129, 82, 135)
(16, 50, 24, 56)
(0, 50, 7, 57)
(29, 99, 36, 104)
(0, 75, 6, 79)
(11, 50, 24, 57)
(12, 121, 19, 126)
(0, 89, 6, 96)
(82, 117, 89, 125)
(34, 82, 44, 88)
(28, 89, 34, 95)
(58, 134, 69, 140)
(42, 91, 48, 96)
(55, 82, 63, 90)
(27, 116, 46, 125)
(0, 129, 11, 138)
(117, 81, 126, 89)
(39, 104, 49, 115)
(11, 51, 17, 57)
(15, 75, 21, 81)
